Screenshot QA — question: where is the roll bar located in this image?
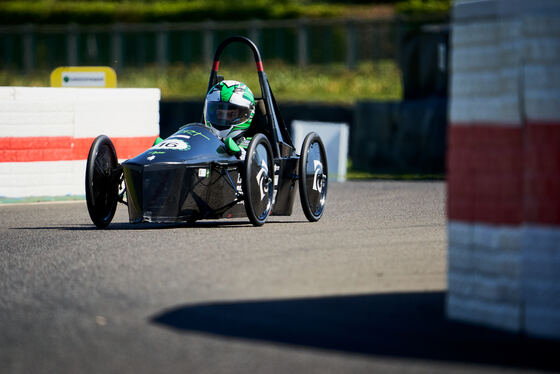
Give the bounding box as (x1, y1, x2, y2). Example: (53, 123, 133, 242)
(206, 36, 294, 158)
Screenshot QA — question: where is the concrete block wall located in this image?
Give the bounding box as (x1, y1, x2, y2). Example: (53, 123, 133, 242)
(521, 3, 560, 338)
(0, 87, 160, 198)
(447, 0, 560, 338)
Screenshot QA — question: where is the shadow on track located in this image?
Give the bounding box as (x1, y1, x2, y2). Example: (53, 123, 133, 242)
(12, 219, 308, 231)
(151, 292, 560, 371)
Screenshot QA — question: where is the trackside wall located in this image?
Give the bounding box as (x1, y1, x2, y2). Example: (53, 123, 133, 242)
(447, 0, 560, 338)
(0, 87, 160, 198)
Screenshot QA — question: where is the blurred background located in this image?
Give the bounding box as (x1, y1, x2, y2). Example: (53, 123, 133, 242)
(0, 0, 451, 175)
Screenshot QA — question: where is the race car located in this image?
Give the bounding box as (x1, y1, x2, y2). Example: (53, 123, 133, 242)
(85, 36, 328, 228)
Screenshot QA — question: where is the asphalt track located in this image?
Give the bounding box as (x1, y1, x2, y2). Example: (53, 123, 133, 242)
(1, 181, 559, 373)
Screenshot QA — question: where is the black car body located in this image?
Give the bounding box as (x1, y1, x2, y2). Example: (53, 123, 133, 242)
(85, 36, 327, 228)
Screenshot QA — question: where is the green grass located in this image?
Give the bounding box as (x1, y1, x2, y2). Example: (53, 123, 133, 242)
(346, 170, 444, 180)
(346, 159, 444, 180)
(0, 60, 402, 103)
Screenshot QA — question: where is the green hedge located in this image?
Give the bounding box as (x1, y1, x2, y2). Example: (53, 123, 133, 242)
(0, 0, 343, 24)
(395, 0, 450, 18)
(0, 0, 450, 25)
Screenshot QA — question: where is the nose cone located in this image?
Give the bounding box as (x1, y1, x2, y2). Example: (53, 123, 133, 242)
(124, 123, 235, 167)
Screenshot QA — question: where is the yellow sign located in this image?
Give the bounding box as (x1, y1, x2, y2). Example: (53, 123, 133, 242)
(50, 66, 117, 88)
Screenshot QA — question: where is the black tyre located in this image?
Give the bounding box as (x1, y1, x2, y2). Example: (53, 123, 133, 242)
(85, 135, 119, 228)
(242, 134, 274, 226)
(298, 132, 328, 222)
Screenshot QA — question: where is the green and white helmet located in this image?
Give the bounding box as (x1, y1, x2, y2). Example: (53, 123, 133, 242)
(203, 80, 255, 138)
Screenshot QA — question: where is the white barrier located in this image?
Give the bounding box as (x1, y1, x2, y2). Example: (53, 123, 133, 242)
(447, 0, 560, 339)
(0, 87, 160, 199)
(291, 120, 349, 182)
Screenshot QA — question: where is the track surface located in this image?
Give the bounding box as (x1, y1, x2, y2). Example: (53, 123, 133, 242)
(1, 181, 558, 373)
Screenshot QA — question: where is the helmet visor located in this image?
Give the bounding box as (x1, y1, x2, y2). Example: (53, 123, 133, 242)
(206, 101, 251, 130)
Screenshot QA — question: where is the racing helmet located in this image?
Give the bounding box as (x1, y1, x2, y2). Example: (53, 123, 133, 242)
(203, 80, 255, 138)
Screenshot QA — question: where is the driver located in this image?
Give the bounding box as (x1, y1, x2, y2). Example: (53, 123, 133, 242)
(203, 80, 256, 158)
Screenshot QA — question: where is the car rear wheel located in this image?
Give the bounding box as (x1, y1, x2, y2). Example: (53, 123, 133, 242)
(85, 135, 120, 229)
(242, 133, 274, 226)
(298, 132, 328, 222)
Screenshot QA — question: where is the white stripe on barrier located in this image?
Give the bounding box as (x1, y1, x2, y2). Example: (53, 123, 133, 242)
(454, 0, 560, 21)
(524, 37, 560, 64)
(448, 225, 521, 279)
(9, 87, 79, 102)
(0, 101, 74, 113)
(0, 112, 74, 127)
(522, 224, 560, 338)
(525, 90, 560, 122)
(448, 221, 473, 246)
(524, 15, 560, 38)
(452, 21, 500, 47)
(0, 160, 86, 197)
(524, 65, 560, 121)
(0, 87, 159, 102)
(74, 87, 160, 102)
(74, 103, 159, 138)
(448, 222, 522, 274)
(524, 65, 560, 92)
(447, 293, 522, 332)
(451, 69, 519, 99)
(472, 224, 521, 252)
(451, 45, 505, 73)
(448, 272, 521, 304)
(0, 87, 160, 103)
(0, 158, 131, 198)
(524, 280, 560, 308)
(0, 124, 75, 138)
(448, 221, 523, 331)
(451, 71, 502, 98)
(1, 87, 161, 138)
(524, 306, 560, 339)
(522, 224, 560, 252)
(450, 95, 522, 125)
(448, 243, 473, 272)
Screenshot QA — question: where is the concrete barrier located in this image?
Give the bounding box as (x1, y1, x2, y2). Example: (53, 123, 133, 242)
(0, 87, 160, 199)
(291, 120, 349, 182)
(158, 99, 447, 174)
(447, 0, 560, 338)
(352, 99, 447, 173)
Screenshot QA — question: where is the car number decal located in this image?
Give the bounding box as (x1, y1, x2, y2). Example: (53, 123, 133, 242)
(153, 139, 191, 151)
